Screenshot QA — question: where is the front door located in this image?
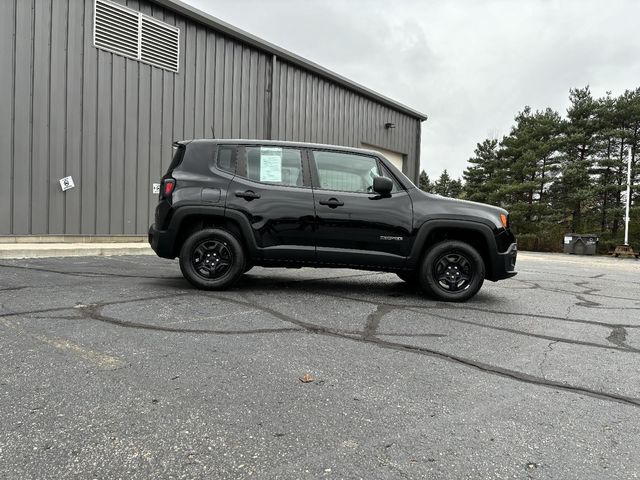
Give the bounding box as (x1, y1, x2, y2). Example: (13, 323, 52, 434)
(309, 149, 413, 268)
(225, 145, 316, 263)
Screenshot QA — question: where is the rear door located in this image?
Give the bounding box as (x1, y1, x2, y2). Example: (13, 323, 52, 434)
(225, 145, 316, 263)
(309, 149, 413, 268)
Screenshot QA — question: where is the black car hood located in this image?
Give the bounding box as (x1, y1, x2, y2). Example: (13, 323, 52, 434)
(410, 189, 508, 229)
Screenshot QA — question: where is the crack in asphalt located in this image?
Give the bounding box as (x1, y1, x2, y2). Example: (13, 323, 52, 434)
(0, 286, 29, 292)
(7, 293, 640, 407)
(83, 303, 304, 336)
(516, 277, 640, 305)
(329, 291, 640, 330)
(199, 293, 640, 408)
(539, 341, 558, 379)
(0, 263, 169, 279)
(3, 263, 640, 408)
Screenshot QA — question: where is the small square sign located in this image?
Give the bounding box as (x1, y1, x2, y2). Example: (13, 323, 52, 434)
(59, 176, 75, 191)
(152, 183, 161, 194)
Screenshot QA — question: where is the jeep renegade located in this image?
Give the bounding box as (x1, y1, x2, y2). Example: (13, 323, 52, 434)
(149, 140, 517, 301)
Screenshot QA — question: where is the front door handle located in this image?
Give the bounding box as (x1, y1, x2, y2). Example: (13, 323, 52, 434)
(319, 197, 344, 208)
(235, 190, 261, 200)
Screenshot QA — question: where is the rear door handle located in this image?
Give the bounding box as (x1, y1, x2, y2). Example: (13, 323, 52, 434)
(319, 197, 344, 208)
(235, 190, 261, 200)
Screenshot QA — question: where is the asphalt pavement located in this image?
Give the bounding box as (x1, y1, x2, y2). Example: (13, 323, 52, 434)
(0, 252, 639, 479)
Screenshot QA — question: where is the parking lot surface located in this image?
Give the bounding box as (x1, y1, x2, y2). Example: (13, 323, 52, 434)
(1, 252, 639, 479)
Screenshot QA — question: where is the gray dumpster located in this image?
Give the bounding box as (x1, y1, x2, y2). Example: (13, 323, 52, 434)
(563, 234, 598, 255)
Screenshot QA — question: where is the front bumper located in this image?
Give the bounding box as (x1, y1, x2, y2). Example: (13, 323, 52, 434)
(148, 224, 177, 259)
(490, 242, 517, 280)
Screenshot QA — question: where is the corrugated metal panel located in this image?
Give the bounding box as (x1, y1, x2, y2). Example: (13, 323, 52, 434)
(0, 0, 421, 235)
(0, 0, 15, 232)
(272, 59, 421, 180)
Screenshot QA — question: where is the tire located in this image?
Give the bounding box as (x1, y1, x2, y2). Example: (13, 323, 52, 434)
(179, 228, 246, 290)
(419, 240, 485, 302)
(396, 271, 418, 283)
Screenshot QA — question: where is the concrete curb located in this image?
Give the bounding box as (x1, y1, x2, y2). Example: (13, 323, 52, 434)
(0, 243, 155, 259)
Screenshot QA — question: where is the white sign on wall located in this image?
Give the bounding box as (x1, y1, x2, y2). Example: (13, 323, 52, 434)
(153, 183, 161, 194)
(59, 176, 75, 191)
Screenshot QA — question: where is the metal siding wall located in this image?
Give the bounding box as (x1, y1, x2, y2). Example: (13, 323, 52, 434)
(0, 0, 15, 231)
(32, 0, 51, 234)
(273, 60, 420, 180)
(80, 0, 97, 233)
(66, 0, 84, 234)
(13, 0, 34, 234)
(1, 0, 420, 235)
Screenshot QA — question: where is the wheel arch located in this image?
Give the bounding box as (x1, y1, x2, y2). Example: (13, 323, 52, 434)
(408, 220, 499, 280)
(167, 206, 257, 259)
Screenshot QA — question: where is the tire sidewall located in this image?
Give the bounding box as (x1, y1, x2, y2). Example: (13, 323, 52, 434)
(179, 228, 245, 290)
(419, 241, 485, 302)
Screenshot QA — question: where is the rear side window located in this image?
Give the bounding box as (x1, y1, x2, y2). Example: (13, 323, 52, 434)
(216, 145, 236, 174)
(313, 151, 379, 193)
(245, 147, 303, 187)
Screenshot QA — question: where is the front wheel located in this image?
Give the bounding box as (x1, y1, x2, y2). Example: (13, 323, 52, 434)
(179, 228, 245, 290)
(419, 241, 485, 302)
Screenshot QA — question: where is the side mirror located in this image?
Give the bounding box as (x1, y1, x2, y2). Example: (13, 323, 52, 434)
(373, 176, 393, 195)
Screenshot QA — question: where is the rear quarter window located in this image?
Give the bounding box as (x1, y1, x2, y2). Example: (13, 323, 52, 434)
(216, 145, 236, 174)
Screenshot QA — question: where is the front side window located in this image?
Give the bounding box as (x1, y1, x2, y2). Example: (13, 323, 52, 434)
(245, 147, 303, 187)
(313, 151, 379, 193)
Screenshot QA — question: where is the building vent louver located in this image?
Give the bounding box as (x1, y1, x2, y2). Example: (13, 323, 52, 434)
(93, 0, 180, 73)
(141, 16, 180, 72)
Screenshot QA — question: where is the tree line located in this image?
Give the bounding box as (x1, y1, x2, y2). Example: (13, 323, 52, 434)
(419, 86, 639, 251)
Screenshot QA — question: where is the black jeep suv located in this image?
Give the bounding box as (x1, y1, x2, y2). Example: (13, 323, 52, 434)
(149, 140, 517, 301)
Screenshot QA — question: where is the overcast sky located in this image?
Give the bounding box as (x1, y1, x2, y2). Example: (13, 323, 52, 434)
(187, 0, 640, 179)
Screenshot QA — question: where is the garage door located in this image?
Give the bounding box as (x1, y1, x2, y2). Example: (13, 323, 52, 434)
(361, 143, 405, 173)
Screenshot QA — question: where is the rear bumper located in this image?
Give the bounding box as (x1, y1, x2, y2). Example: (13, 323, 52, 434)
(148, 224, 177, 259)
(489, 242, 517, 281)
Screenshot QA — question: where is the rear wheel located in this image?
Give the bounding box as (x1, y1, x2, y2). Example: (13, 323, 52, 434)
(419, 240, 485, 302)
(179, 228, 245, 290)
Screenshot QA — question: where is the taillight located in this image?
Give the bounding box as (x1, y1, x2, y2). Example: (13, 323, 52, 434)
(161, 178, 175, 198)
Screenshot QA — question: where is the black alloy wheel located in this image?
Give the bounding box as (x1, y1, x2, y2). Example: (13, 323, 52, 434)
(179, 228, 245, 290)
(192, 239, 233, 279)
(432, 252, 473, 292)
(419, 240, 485, 302)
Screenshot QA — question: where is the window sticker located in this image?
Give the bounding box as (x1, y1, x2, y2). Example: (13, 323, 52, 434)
(260, 147, 283, 182)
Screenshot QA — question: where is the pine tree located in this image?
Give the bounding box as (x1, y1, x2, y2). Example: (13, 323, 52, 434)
(556, 87, 599, 232)
(433, 170, 452, 197)
(418, 170, 432, 192)
(462, 139, 499, 203)
(449, 178, 463, 198)
(499, 107, 563, 229)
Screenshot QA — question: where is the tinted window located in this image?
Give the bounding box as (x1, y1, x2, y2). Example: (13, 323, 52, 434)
(313, 151, 379, 193)
(216, 145, 236, 173)
(246, 147, 303, 187)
